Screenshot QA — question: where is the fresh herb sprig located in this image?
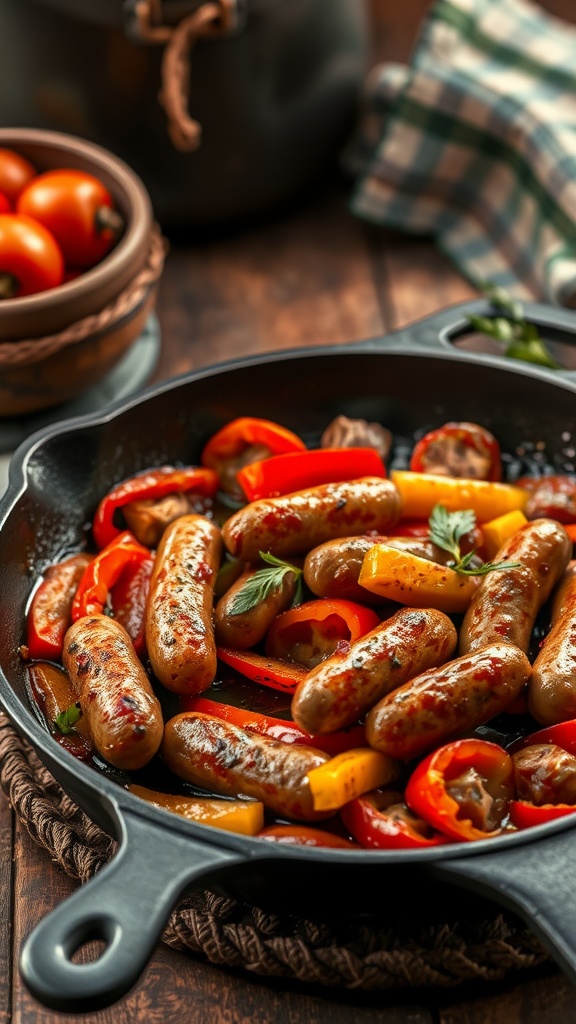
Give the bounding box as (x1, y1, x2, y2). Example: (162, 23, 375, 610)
(467, 282, 559, 369)
(428, 504, 520, 576)
(229, 552, 304, 615)
(54, 703, 82, 735)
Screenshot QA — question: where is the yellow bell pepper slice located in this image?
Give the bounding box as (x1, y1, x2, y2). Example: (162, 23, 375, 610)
(391, 470, 527, 522)
(481, 509, 528, 560)
(129, 784, 264, 835)
(307, 747, 399, 812)
(358, 542, 478, 613)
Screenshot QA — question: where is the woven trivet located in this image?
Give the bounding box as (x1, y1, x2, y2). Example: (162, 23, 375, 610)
(0, 713, 552, 992)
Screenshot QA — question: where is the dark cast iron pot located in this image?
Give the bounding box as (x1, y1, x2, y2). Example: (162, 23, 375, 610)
(2, 298, 576, 1013)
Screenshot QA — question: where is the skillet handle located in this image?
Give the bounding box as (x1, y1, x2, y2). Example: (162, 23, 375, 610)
(431, 828, 576, 985)
(19, 805, 248, 1013)
(376, 298, 576, 373)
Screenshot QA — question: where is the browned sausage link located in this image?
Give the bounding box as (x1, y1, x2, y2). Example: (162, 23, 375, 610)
(162, 712, 332, 821)
(291, 607, 458, 735)
(304, 535, 389, 604)
(528, 561, 576, 724)
(214, 566, 297, 649)
(145, 514, 222, 695)
(221, 477, 401, 562)
(63, 614, 163, 771)
(366, 643, 531, 761)
(459, 518, 572, 655)
(512, 744, 576, 805)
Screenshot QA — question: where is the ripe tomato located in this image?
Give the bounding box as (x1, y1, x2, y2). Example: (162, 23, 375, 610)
(17, 169, 123, 269)
(0, 148, 36, 204)
(0, 214, 64, 298)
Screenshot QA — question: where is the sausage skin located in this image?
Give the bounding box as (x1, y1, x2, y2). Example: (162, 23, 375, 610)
(162, 712, 332, 821)
(291, 607, 458, 734)
(459, 518, 571, 655)
(366, 643, 531, 760)
(221, 477, 401, 562)
(303, 535, 389, 604)
(528, 561, 576, 724)
(214, 566, 297, 649)
(145, 514, 222, 695)
(63, 614, 163, 770)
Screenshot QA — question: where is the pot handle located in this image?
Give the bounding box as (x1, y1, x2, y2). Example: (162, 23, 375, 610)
(430, 827, 576, 985)
(19, 804, 249, 1013)
(369, 298, 576, 375)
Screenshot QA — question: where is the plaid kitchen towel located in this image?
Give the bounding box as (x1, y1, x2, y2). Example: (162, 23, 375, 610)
(350, 0, 576, 304)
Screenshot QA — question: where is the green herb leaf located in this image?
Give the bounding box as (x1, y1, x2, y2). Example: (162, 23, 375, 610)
(428, 505, 476, 563)
(467, 282, 560, 370)
(228, 552, 303, 615)
(428, 504, 521, 576)
(54, 703, 82, 735)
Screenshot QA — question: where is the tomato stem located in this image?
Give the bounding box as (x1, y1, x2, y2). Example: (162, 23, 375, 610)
(0, 271, 19, 299)
(95, 205, 124, 239)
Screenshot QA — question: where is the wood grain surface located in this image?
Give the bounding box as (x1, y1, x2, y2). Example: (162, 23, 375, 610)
(3, 1, 576, 1021)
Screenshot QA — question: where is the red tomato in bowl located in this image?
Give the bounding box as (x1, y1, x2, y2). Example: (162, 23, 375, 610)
(17, 169, 123, 269)
(0, 214, 64, 298)
(0, 148, 36, 204)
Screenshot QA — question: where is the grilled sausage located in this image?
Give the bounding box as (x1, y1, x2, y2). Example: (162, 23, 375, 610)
(145, 514, 222, 695)
(528, 561, 576, 724)
(63, 614, 163, 771)
(291, 607, 458, 734)
(221, 477, 401, 562)
(459, 518, 571, 655)
(303, 535, 389, 604)
(512, 744, 576, 805)
(366, 643, 531, 761)
(162, 711, 332, 821)
(214, 565, 297, 649)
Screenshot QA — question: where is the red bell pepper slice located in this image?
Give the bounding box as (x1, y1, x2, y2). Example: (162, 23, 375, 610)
(340, 790, 449, 849)
(25, 552, 93, 661)
(509, 800, 576, 829)
(236, 447, 386, 501)
(110, 554, 154, 657)
(217, 646, 307, 693)
(264, 598, 380, 668)
(72, 531, 151, 621)
(257, 825, 360, 848)
(92, 465, 219, 550)
(409, 421, 502, 482)
(405, 738, 515, 842)
(179, 695, 367, 755)
(200, 416, 305, 467)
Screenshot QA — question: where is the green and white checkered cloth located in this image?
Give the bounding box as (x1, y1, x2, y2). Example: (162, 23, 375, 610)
(350, 0, 576, 305)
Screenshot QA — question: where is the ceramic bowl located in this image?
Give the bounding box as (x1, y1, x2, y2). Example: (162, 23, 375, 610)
(0, 128, 162, 417)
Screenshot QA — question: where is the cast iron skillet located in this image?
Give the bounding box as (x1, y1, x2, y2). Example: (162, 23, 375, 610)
(2, 298, 576, 1013)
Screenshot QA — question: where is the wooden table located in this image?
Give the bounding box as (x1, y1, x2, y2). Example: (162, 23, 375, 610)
(4, 1, 576, 1019)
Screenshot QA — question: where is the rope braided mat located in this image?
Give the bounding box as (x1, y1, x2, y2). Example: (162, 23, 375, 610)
(0, 713, 553, 992)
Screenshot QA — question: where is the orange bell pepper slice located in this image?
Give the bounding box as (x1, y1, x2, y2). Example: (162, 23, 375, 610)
(358, 543, 478, 613)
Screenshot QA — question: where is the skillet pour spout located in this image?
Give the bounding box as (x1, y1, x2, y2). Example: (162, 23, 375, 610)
(3, 297, 576, 1010)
